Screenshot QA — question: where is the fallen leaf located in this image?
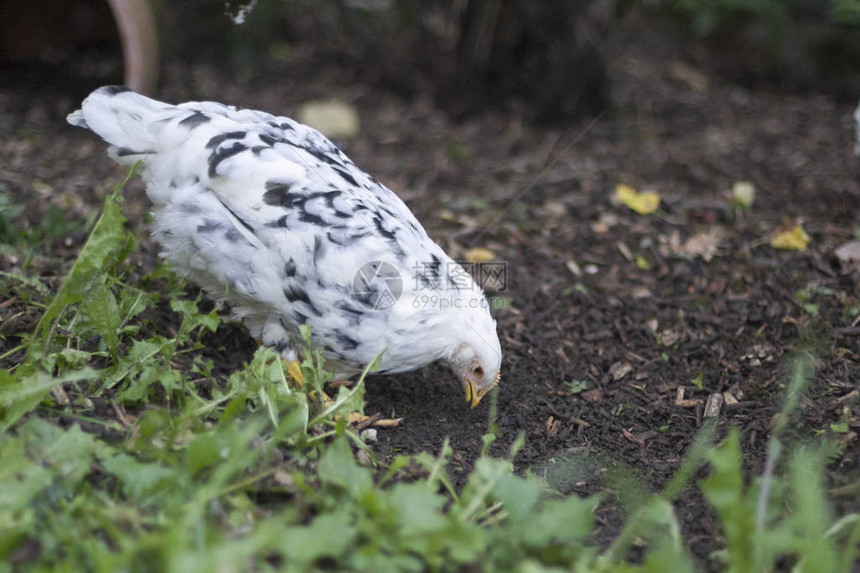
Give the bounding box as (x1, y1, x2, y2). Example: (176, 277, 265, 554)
(615, 184, 660, 215)
(646, 318, 659, 334)
(565, 259, 582, 277)
(581, 388, 604, 403)
(592, 212, 618, 234)
(608, 361, 633, 382)
(298, 98, 359, 139)
(30, 179, 53, 196)
(591, 221, 610, 234)
(658, 329, 681, 346)
(770, 224, 809, 251)
(631, 286, 652, 298)
(465, 247, 496, 264)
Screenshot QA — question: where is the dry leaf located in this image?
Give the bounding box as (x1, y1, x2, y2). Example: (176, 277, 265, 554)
(615, 184, 660, 215)
(608, 361, 633, 382)
(581, 388, 604, 403)
(565, 259, 582, 277)
(680, 227, 727, 262)
(770, 224, 809, 251)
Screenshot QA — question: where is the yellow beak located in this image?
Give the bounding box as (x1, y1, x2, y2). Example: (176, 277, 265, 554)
(464, 379, 486, 409)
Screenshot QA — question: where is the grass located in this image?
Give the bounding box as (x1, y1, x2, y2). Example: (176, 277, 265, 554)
(0, 169, 858, 571)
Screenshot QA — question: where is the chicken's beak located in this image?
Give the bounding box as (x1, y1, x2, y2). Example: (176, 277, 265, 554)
(464, 379, 486, 409)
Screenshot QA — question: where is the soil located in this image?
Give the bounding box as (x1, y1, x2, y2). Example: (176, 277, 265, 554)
(2, 12, 860, 570)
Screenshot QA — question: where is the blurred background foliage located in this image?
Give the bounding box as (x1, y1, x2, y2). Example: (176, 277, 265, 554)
(164, 0, 860, 121)
(2, 0, 860, 121)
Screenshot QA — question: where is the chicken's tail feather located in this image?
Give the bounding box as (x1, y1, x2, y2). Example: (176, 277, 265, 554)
(67, 85, 171, 164)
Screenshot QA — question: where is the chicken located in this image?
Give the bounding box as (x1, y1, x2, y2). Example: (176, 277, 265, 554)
(68, 86, 501, 407)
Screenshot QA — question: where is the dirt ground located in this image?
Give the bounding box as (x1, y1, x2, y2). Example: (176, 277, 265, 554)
(2, 13, 860, 569)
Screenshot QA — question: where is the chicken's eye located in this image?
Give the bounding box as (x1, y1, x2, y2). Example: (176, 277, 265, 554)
(471, 365, 484, 377)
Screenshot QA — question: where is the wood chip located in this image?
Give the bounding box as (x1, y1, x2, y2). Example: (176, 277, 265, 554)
(110, 399, 135, 427)
(50, 385, 70, 406)
(352, 412, 383, 431)
(704, 393, 724, 418)
(675, 387, 701, 408)
(833, 327, 860, 338)
(622, 428, 646, 447)
(836, 390, 859, 404)
(371, 418, 403, 428)
(356, 449, 373, 467)
(616, 241, 634, 262)
(272, 470, 294, 486)
(583, 330, 613, 341)
(547, 418, 560, 438)
(835, 239, 860, 268)
(646, 318, 659, 334)
(728, 382, 743, 400)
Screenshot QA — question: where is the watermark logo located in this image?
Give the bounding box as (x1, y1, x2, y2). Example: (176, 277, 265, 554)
(352, 260, 509, 311)
(479, 262, 507, 292)
(352, 261, 403, 310)
(412, 261, 508, 293)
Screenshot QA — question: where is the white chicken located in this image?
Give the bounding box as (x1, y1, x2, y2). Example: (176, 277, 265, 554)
(68, 86, 501, 407)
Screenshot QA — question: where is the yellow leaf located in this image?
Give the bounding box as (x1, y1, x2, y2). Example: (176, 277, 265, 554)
(297, 99, 359, 139)
(465, 247, 496, 264)
(615, 184, 660, 215)
(770, 225, 809, 251)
